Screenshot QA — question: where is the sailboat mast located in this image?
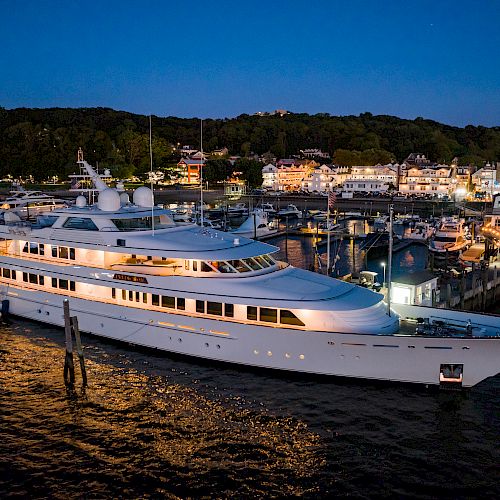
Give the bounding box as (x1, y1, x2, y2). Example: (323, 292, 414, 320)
(387, 203, 393, 316)
(200, 119, 204, 224)
(149, 115, 154, 235)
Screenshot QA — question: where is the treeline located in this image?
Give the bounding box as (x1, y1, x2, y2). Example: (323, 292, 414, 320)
(0, 106, 499, 182)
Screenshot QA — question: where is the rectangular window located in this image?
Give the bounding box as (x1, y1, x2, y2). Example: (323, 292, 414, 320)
(129, 290, 133, 301)
(39, 276, 45, 286)
(185, 260, 189, 270)
(135, 291, 140, 302)
(29, 273, 38, 284)
(69, 248, 76, 260)
(112, 288, 116, 299)
(52, 246, 57, 258)
(207, 301, 222, 316)
(260, 307, 277, 323)
(59, 247, 68, 259)
(247, 306, 257, 321)
(12, 270, 16, 280)
(225, 303, 234, 318)
(177, 297, 185, 310)
(2, 268, 10, 279)
(59, 279, 69, 290)
(39, 244, 45, 256)
(142, 293, 147, 304)
(196, 300, 205, 313)
(23, 272, 28, 282)
(161, 296, 175, 309)
(52, 277, 58, 288)
(152, 294, 160, 306)
(122, 289, 127, 300)
(193, 261, 198, 271)
(201, 261, 213, 272)
(280, 310, 305, 326)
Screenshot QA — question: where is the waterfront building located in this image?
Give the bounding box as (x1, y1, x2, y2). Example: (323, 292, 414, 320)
(391, 271, 439, 307)
(471, 163, 500, 198)
(262, 164, 279, 190)
(341, 164, 398, 193)
(177, 157, 205, 184)
(262, 162, 311, 191)
(301, 165, 334, 193)
(398, 166, 452, 194)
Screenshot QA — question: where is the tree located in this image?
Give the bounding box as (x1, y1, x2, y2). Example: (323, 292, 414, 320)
(236, 158, 263, 187)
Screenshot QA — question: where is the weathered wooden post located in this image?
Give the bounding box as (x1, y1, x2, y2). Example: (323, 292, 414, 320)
(63, 299, 75, 385)
(71, 316, 87, 386)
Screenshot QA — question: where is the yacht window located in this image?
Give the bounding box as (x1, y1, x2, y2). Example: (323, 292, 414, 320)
(280, 310, 305, 327)
(112, 288, 116, 299)
(52, 278, 58, 288)
(260, 307, 277, 323)
(12, 270, 16, 279)
(122, 289, 127, 300)
(207, 301, 222, 316)
(224, 303, 234, 317)
(23, 272, 28, 282)
(262, 254, 275, 266)
(39, 244, 44, 256)
(185, 260, 189, 270)
(59, 279, 69, 290)
(39, 276, 45, 286)
(29, 273, 38, 284)
(59, 247, 69, 259)
(152, 294, 160, 306)
(161, 296, 175, 309)
(193, 261, 198, 272)
(219, 261, 236, 273)
(177, 298, 185, 310)
(253, 256, 270, 268)
(135, 292, 140, 302)
(196, 300, 205, 313)
(63, 217, 99, 231)
(70, 281, 76, 291)
(37, 215, 58, 228)
(247, 306, 257, 321)
(227, 260, 251, 273)
(111, 215, 171, 231)
(69, 248, 75, 260)
(2, 268, 11, 279)
(129, 290, 133, 301)
(244, 258, 263, 271)
(142, 293, 148, 304)
(52, 246, 57, 258)
(201, 261, 213, 272)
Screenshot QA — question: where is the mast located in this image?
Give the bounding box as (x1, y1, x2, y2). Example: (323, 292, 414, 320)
(387, 203, 393, 316)
(326, 196, 331, 275)
(200, 119, 204, 224)
(149, 115, 155, 235)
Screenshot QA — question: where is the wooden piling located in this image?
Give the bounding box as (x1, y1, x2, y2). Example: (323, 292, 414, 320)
(63, 299, 75, 385)
(71, 316, 87, 386)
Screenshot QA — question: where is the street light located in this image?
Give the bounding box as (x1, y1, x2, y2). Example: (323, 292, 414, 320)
(381, 262, 386, 287)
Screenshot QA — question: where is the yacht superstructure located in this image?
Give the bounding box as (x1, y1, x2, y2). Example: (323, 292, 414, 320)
(0, 158, 499, 387)
(429, 218, 470, 259)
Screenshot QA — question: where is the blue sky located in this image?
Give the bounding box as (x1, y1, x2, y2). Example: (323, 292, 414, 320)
(1, 0, 499, 126)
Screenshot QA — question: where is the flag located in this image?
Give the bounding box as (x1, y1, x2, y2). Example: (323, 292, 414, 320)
(328, 191, 336, 211)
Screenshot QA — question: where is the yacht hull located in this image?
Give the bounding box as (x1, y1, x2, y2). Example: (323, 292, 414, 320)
(3, 287, 499, 387)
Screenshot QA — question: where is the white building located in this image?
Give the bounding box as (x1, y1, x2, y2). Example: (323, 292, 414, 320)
(391, 271, 439, 307)
(301, 165, 335, 192)
(472, 164, 500, 197)
(341, 164, 398, 193)
(399, 166, 452, 194)
(343, 179, 390, 193)
(262, 164, 278, 190)
(300, 149, 330, 159)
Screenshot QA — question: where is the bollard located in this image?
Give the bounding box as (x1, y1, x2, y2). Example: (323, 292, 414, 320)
(63, 300, 75, 385)
(71, 316, 87, 387)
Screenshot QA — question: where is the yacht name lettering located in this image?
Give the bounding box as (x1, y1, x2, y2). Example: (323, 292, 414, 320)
(113, 273, 148, 284)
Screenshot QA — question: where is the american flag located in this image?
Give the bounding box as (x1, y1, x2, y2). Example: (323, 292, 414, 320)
(328, 191, 336, 211)
(71, 180, 81, 189)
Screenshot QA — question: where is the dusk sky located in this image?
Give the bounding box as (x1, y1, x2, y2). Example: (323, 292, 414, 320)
(1, 0, 499, 126)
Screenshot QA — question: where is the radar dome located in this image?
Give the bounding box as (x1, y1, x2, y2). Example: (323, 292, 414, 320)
(97, 188, 121, 212)
(119, 192, 130, 205)
(75, 195, 87, 208)
(133, 186, 154, 208)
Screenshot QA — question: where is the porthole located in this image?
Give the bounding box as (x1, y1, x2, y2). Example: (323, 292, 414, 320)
(267, 351, 272, 357)
(285, 353, 291, 359)
(299, 354, 305, 360)
(253, 349, 259, 355)
(45, 311, 50, 316)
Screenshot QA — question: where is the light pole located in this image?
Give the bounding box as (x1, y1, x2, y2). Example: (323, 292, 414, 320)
(381, 262, 386, 288)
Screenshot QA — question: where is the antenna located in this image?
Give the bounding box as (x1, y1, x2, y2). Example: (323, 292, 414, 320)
(200, 118, 204, 225)
(150, 115, 155, 235)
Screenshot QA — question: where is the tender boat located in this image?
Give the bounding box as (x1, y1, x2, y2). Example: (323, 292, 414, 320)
(405, 221, 435, 242)
(1, 189, 69, 218)
(0, 156, 498, 388)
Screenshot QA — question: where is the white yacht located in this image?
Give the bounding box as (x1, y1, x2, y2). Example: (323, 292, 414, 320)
(405, 221, 435, 242)
(1, 189, 69, 218)
(231, 209, 278, 240)
(428, 218, 470, 259)
(278, 204, 302, 218)
(0, 158, 498, 388)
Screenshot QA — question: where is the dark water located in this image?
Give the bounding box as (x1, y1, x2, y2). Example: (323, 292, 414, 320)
(1, 321, 499, 499)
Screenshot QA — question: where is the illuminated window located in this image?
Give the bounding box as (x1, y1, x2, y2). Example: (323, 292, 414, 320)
(207, 301, 222, 316)
(161, 296, 175, 309)
(260, 308, 277, 323)
(280, 310, 305, 327)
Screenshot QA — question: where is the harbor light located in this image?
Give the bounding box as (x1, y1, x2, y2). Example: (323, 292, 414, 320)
(381, 262, 386, 287)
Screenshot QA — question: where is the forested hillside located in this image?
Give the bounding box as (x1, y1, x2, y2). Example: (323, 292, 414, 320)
(0, 106, 499, 181)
